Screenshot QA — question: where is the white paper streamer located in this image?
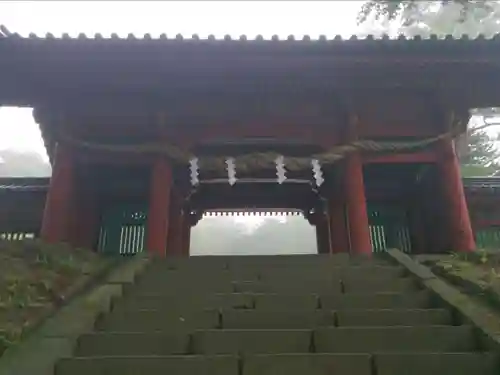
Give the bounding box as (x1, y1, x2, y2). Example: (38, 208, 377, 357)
(189, 157, 199, 186)
(225, 157, 237, 186)
(311, 159, 324, 186)
(275, 155, 287, 184)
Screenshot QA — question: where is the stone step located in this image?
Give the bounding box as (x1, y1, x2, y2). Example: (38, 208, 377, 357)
(253, 294, 319, 310)
(142, 264, 403, 277)
(55, 355, 238, 375)
(314, 326, 477, 353)
(95, 309, 221, 332)
(227, 255, 392, 268)
(96, 308, 451, 332)
(134, 269, 409, 294)
(143, 259, 396, 277)
(374, 352, 500, 375)
(112, 293, 255, 311)
(130, 275, 415, 297)
(52, 254, 500, 375)
(82, 324, 475, 357)
(114, 291, 433, 312)
(336, 308, 452, 326)
(341, 278, 420, 293)
(320, 291, 432, 309)
(243, 353, 372, 375)
(231, 280, 342, 294)
(134, 275, 236, 291)
(221, 310, 335, 329)
(131, 282, 235, 294)
(75, 332, 190, 356)
(77, 330, 314, 356)
(243, 353, 500, 375)
(131, 279, 344, 295)
(54, 352, 500, 375)
(193, 329, 312, 354)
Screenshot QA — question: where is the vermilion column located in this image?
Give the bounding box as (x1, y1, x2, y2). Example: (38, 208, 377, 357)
(40, 143, 74, 244)
(146, 157, 172, 256)
(166, 191, 183, 256)
(344, 153, 372, 255)
(438, 139, 475, 252)
(328, 199, 349, 253)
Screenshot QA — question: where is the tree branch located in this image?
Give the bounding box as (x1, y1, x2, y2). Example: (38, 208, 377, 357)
(468, 121, 500, 134)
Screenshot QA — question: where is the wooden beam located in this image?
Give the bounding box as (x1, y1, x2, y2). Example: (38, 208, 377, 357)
(364, 151, 436, 164)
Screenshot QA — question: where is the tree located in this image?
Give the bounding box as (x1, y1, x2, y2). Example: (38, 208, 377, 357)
(358, 1, 497, 29)
(457, 114, 500, 176)
(459, 130, 500, 176)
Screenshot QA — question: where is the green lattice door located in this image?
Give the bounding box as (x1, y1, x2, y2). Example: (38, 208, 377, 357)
(475, 227, 500, 250)
(98, 204, 148, 255)
(368, 205, 412, 253)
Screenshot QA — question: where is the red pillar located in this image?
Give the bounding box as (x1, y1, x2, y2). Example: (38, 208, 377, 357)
(328, 199, 349, 253)
(438, 139, 475, 252)
(344, 154, 372, 255)
(166, 190, 184, 256)
(40, 143, 74, 244)
(146, 157, 172, 256)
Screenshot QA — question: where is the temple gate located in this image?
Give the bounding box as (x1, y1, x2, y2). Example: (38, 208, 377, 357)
(1, 31, 500, 256)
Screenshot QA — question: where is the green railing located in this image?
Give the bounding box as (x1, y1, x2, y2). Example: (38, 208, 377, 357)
(3, 206, 498, 255)
(98, 204, 147, 255)
(475, 226, 500, 250)
(367, 206, 412, 253)
(0, 232, 36, 241)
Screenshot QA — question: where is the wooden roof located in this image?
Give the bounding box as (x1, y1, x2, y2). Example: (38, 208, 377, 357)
(2, 30, 500, 164)
(1, 31, 500, 108)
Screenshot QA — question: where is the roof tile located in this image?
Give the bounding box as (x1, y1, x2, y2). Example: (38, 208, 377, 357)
(2, 25, 499, 43)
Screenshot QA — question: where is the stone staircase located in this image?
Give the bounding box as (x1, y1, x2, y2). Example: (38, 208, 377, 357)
(54, 254, 499, 375)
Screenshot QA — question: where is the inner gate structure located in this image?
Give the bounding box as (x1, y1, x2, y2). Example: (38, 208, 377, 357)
(1, 31, 500, 256)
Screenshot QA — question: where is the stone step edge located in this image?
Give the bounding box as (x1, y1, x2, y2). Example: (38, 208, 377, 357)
(103, 307, 451, 314)
(60, 351, 495, 359)
(118, 291, 429, 298)
(0, 254, 151, 375)
(386, 249, 500, 352)
(54, 352, 499, 374)
(86, 324, 471, 333)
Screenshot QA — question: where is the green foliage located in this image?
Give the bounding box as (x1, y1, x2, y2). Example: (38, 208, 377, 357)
(460, 164, 498, 177)
(0, 239, 105, 353)
(459, 129, 500, 177)
(461, 131, 500, 167)
(358, 1, 498, 30)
